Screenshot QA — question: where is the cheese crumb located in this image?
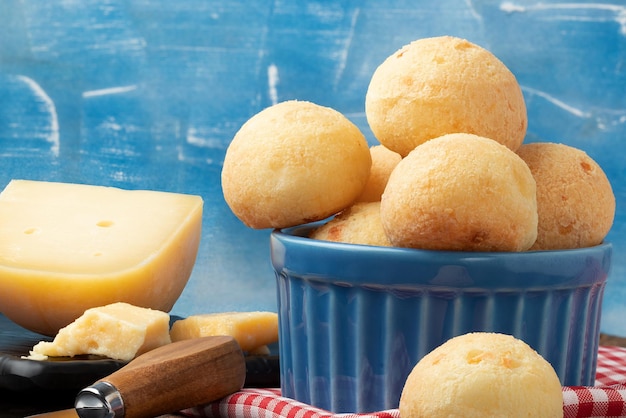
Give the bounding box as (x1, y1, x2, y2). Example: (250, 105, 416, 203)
(28, 302, 171, 361)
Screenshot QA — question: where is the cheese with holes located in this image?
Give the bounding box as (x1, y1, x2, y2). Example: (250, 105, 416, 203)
(0, 179, 203, 336)
(170, 312, 279, 352)
(29, 302, 171, 361)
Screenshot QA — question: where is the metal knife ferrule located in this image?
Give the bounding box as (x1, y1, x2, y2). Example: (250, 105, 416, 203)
(75, 381, 124, 418)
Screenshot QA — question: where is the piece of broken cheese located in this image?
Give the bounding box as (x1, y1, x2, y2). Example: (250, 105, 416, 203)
(28, 302, 171, 362)
(170, 311, 278, 352)
(0, 179, 203, 336)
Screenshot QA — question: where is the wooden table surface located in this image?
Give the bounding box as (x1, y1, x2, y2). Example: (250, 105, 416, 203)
(600, 333, 626, 348)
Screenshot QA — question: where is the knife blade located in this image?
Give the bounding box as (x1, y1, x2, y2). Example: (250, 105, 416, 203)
(27, 335, 247, 418)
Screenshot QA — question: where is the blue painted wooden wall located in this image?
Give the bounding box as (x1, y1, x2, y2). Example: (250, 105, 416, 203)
(0, 0, 625, 335)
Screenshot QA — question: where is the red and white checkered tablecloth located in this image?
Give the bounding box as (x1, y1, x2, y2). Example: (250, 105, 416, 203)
(182, 345, 626, 418)
(562, 346, 626, 418)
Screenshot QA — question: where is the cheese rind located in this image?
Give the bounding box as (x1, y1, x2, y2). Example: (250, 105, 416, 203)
(29, 302, 171, 361)
(0, 180, 203, 336)
(170, 312, 279, 352)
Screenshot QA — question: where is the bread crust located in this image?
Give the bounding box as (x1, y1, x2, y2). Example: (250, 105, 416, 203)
(399, 333, 563, 418)
(380, 133, 537, 251)
(517, 142, 615, 249)
(310, 201, 391, 247)
(365, 36, 527, 157)
(355, 145, 402, 203)
(222, 100, 371, 229)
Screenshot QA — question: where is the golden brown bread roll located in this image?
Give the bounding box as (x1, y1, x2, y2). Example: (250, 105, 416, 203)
(380, 133, 537, 251)
(517, 142, 615, 250)
(221, 100, 371, 229)
(355, 145, 402, 203)
(309, 201, 391, 247)
(365, 36, 527, 157)
(399, 333, 563, 418)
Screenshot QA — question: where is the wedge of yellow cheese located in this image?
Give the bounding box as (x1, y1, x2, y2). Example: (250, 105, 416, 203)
(0, 179, 203, 336)
(170, 312, 279, 352)
(29, 302, 171, 361)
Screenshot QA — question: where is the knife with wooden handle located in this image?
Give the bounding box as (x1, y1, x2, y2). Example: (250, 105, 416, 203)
(28, 335, 247, 418)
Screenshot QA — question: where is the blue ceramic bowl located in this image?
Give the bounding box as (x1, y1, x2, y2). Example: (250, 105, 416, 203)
(270, 224, 612, 413)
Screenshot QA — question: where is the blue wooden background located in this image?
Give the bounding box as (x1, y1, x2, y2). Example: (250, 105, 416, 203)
(0, 0, 624, 335)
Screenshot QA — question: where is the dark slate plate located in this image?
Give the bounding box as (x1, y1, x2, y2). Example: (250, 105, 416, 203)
(0, 314, 279, 392)
(0, 313, 128, 391)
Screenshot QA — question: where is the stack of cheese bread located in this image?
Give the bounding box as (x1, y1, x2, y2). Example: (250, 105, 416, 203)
(221, 35, 615, 253)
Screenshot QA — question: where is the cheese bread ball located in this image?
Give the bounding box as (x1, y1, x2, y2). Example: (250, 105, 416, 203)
(365, 36, 527, 157)
(222, 100, 371, 229)
(517, 142, 615, 250)
(309, 201, 391, 247)
(381, 133, 537, 251)
(355, 145, 402, 203)
(399, 333, 563, 418)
